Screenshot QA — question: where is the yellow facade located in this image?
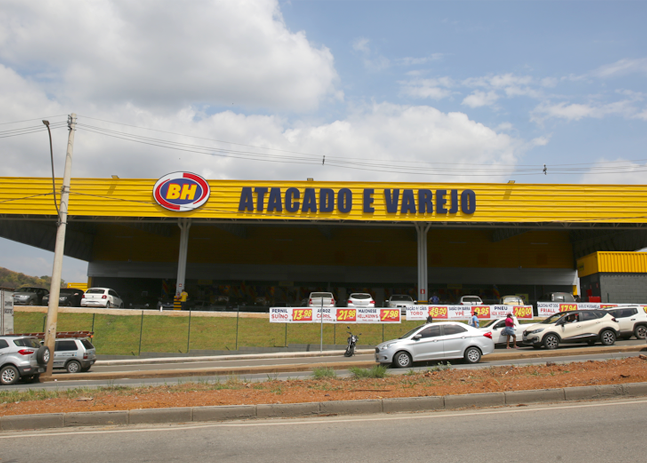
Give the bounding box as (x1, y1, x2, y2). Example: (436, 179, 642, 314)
(577, 251, 647, 277)
(2, 177, 647, 224)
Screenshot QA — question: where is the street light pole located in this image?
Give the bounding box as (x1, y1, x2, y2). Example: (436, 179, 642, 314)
(42, 113, 76, 378)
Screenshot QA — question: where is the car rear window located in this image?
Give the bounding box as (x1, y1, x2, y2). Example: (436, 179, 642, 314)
(13, 338, 41, 348)
(351, 294, 371, 299)
(310, 293, 332, 298)
(443, 324, 468, 335)
(86, 289, 105, 294)
(391, 295, 411, 301)
(81, 339, 95, 349)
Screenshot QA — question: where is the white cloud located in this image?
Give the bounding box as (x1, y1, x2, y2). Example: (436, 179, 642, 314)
(579, 159, 647, 185)
(397, 53, 444, 66)
(462, 90, 499, 108)
(593, 58, 647, 78)
(0, 0, 340, 112)
(399, 78, 454, 100)
(352, 37, 390, 71)
(531, 99, 638, 122)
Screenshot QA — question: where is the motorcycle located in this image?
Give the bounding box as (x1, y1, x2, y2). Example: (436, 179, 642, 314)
(344, 326, 361, 357)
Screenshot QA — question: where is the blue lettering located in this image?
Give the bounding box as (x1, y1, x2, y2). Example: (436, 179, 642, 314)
(419, 189, 433, 213)
(401, 189, 416, 213)
(254, 187, 268, 212)
(320, 188, 334, 212)
(461, 189, 476, 214)
(238, 187, 254, 212)
(384, 189, 400, 213)
(267, 187, 282, 212)
(449, 189, 458, 213)
(436, 189, 448, 214)
(302, 188, 317, 212)
(363, 189, 374, 213)
(338, 188, 352, 213)
(285, 187, 300, 213)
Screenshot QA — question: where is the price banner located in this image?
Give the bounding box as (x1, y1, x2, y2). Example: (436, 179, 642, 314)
(512, 305, 533, 319)
(472, 306, 490, 319)
(379, 309, 401, 323)
(292, 308, 313, 322)
(356, 308, 384, 323)
(270, 307, 291, 322)
(335, 308, 357, 322)
(428, 306, 449, 319)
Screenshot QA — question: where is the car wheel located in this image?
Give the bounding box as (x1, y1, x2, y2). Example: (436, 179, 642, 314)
(119, 302, 124, 308)
(543, 333, 560, 350)
(634, 325, 647, 340)
(37, 346, 50, 365)
(600, 329, 616, 346)
(66, 360, 82, 374)
(393, 351, 412, 368)
(0, 365, 20, 385)
(464, 346, 482, 364)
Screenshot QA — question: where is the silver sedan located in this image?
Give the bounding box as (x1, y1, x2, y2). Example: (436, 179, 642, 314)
(375, 322, 494, 367)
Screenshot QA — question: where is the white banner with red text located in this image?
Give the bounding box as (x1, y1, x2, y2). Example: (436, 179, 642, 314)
(405, 305, 534, 321)
(269, 307, 402, 323)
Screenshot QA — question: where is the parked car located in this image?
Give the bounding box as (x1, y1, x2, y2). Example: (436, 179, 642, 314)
(53, 337, 96, 373)
(385, 294, 416, 308)
(375, 322, 494, 367)
(500, 295, 524, 305)
(460, 295, 483, 306)
(522, 310, 619, 349)
(308, 292, 336, 308)
(81, 287, 124, 308)
(347, 293, 375, 308)
(537, 292, 575, 303)
(12, 287, 49, 306)
(478, 316, 523, 346)
(42, 288, 85, 307)
(0, 335, 50, 385)
(604, 305, 647, 339)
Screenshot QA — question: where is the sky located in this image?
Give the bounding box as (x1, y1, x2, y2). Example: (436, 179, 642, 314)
(1, 0, 646, 281)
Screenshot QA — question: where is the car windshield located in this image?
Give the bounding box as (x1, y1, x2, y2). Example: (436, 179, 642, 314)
(398, 325, 425, 339)
(391, 295, 412, 302)
(541, 312, 569, 324)
(351, 294, 371, 299)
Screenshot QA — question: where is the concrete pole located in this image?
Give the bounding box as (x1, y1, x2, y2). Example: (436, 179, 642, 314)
(415, 223, 431, 303)
(175, 218, 191, 303)
(42, 113, 76, 377)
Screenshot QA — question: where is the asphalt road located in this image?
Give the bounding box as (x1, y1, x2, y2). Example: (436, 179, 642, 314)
(4, 338, 645, 391)
(1, 397, 646, 462)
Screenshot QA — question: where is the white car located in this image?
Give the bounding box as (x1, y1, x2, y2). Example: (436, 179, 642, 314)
(81, 287, 124, 308)
(375, 322, 495, 367)
(604, 305, 647, 339)
(500, 295, 524, 305)
(347, 293, 375, 308)
(307, 292, 336, 308)
(478, 316, 523, 346)
(385, 294, 416, 308)
(460, 295, 483, 306)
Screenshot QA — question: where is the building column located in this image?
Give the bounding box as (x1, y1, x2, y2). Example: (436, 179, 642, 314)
(175, 218, 192, 301)
(415, 223, 431, 303)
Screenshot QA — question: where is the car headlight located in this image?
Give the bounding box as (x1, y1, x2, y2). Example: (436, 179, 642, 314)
(527, 328, 544, 335)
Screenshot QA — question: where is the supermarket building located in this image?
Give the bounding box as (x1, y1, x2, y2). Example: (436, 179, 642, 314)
(2, 174, 647, 308)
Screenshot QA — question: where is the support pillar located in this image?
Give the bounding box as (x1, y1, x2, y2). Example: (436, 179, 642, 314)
(175, 218, 191, 308)
(415, 223, 431, 303)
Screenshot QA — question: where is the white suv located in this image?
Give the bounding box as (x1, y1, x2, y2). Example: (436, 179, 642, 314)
(522, 310, 619, 349)
(604, 305, 647, 340)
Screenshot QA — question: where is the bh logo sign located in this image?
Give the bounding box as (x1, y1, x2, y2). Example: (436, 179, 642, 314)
(153, 172, 210, 212)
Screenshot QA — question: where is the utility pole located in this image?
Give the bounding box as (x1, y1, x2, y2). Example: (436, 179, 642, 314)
(42, 113, 76, 378)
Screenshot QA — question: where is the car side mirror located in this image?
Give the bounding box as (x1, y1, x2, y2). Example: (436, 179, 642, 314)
(413, 334, 422, 340)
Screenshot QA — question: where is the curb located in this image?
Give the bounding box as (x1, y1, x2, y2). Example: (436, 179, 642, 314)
(2, 382, 647, 431)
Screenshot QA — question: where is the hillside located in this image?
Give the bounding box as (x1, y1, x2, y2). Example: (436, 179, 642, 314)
(0, 267, 64, 290)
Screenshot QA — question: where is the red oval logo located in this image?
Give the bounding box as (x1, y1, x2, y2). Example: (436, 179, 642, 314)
(153, 172, 210, 212)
